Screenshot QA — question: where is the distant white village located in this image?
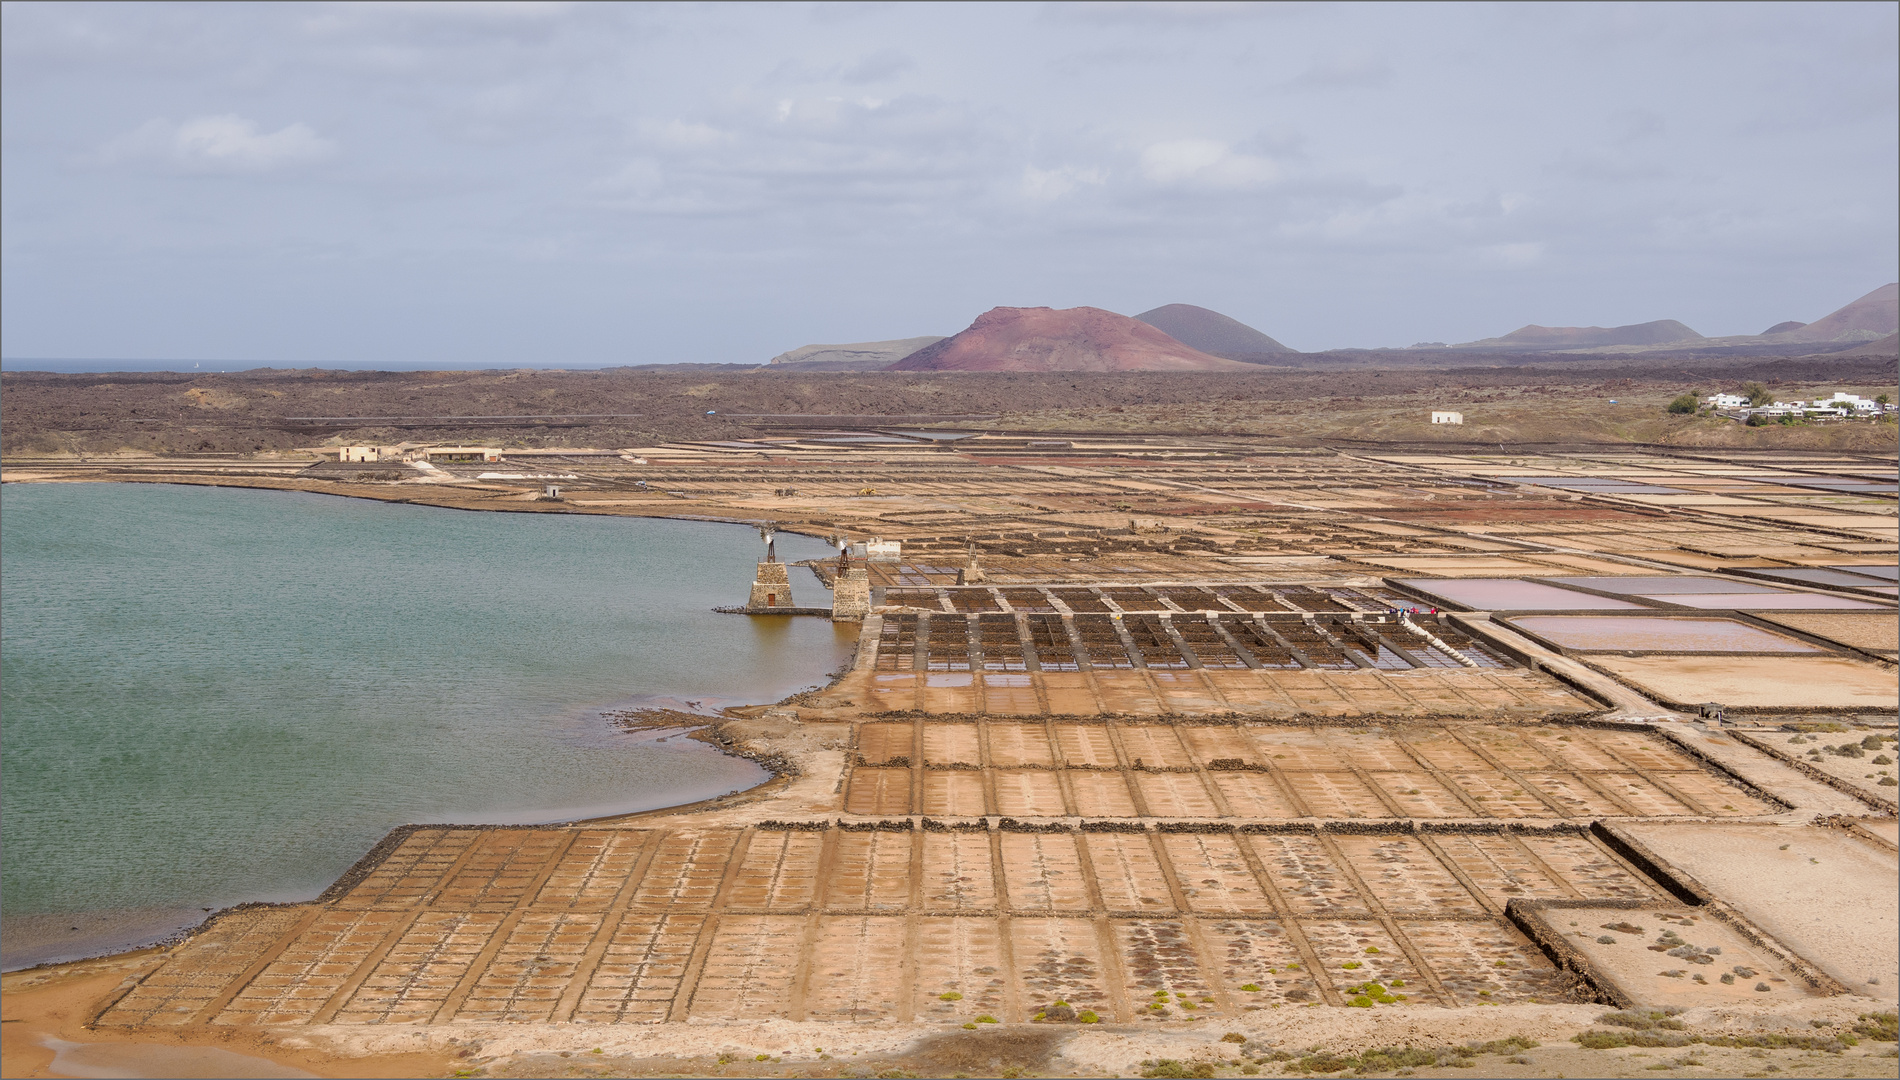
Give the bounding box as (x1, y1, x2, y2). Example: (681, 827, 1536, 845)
(1702, 390, 1894, 419)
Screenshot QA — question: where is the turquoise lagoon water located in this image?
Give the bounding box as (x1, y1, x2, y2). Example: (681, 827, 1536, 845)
(0, 483, 853, 963)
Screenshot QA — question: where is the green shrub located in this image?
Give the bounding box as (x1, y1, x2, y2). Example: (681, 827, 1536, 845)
(1599, 1009, 1687, 1031)
(1854, 1012, 1899, 1042)
(1287, 1051, 1357, 1073)
(1577, 1030, 1852, 1053)
(1139, 1059, 1215, 1079)
(1575, 1030, 1693, 1049)
(938, 991, 962, 1001)
(1281, 1039, 1535, 1074)
(1668, 393, 1700, 414)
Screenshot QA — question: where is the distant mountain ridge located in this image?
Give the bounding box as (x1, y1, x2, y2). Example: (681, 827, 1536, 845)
(1449, 283, 1896, 354)
(887, 306, 1253, 372)
(759, 283, 1897, 369)
(1461, 319, 1704, 349)
(1763, 284, 1897, 343)
(768, 336, 944, 369)
(1133, 304, 1296, 359)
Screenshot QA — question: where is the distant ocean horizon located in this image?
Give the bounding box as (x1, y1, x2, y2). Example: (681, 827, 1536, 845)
(0, 357, 761, 373)
(0, 483, 852, 969)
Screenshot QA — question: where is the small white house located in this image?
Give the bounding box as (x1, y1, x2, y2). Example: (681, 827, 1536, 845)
(1703, 393, 1748, 409)
(338, 445, 395, 462)
(1430, 411, 1464, 425)
(848, 538, 903, 561)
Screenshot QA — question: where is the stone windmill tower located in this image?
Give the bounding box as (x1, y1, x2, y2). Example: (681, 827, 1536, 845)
(830, 535, 870, 620)
(746, 522, 795, 611)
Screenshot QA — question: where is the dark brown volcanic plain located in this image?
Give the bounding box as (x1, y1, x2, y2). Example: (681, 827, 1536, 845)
(888, 305, 1252, 372)
(3, 349, 1895, 457)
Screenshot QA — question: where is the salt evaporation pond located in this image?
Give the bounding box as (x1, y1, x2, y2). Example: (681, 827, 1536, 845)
(1546, 576, 1783, 594)
(1509, 616, 1823, 653)
(1395, 578, 1644, 610)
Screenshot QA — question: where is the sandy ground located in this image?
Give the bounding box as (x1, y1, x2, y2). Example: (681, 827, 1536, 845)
(1585, 654, 1900, 710)
(1532, 903, 1821, 1008)
(1761, 731, 1900, 807)
(1757, 612, 1900, 653)
(0, 951, 451, 1079)
(7, 948, 1894, 1080)
(1622, 823, 1899, 1002)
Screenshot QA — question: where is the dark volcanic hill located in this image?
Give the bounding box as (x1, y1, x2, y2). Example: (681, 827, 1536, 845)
(1133, 303, 1295, 360)
(887, 306, 1253, 372)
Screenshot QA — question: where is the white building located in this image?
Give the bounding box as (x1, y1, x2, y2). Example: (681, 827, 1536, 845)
(338, 445, 397, 462)
(1812, 392, 1881, 413)
(848, 538, 902, 561)
(1703, 393, 1748, 409)
(1430, 411, 1464, 425)
(418, 447, 502, 463)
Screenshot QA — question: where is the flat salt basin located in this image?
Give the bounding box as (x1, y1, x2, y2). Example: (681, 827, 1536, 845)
(1588, 654, 1900, 710)
(1395, 578, 1643, 610)
(1756, 611, 1900, 652)
(1832, 563, 1899, 581)
(1510, 616, 1822, 653)
(1622, 823, 1900, 1003)
(1512, 477, 1688, 494)
(1645, 592, 1888, 610)
(1546, 576, 1781, 594)
(1748, 567, 1897, 588)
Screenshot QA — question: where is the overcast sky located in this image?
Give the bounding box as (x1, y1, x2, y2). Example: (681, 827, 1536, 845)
(3, 1, 1895, 368)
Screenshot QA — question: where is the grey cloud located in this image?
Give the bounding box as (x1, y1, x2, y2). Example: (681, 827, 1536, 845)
(1283, 52, 1391, 90)
(1, 1, 1894, 364)
(840, 48, 913, 84)
(98, 114, 337, 172)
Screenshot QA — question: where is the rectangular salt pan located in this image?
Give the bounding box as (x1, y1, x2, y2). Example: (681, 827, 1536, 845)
(1395, 578, 1642, 610)
(1514, 478, 1688, 494)
(1831, 565, 1898, 582)
(1547, 576, 1781, 595)
(1510, 616, 1822, 653)
(1646, 593, 1888, 610)
(1746, 567, 1898, 589)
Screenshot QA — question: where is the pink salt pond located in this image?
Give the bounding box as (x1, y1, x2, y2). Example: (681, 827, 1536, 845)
(1396, 578, 1643, 610)
(1509, 616, 1823, 653)
(1649, 593, 1886, 610)
(1546, 576, 1781, 594)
